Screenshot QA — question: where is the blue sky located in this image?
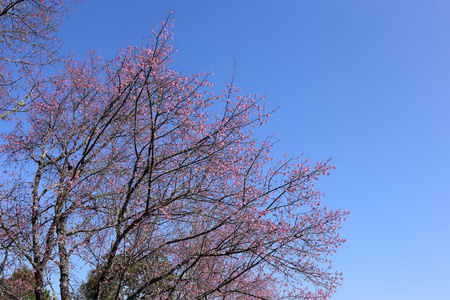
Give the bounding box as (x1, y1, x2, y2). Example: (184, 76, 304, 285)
(61, 1, 450, 299)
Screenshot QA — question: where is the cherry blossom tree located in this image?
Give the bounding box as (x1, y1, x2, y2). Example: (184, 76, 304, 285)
(0, 0, 78, 119)
(0, 12, 348, 300)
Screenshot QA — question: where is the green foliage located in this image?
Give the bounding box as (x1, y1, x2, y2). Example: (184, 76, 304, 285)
(0, 266, 52, 300)
(78, 251, 173, 299)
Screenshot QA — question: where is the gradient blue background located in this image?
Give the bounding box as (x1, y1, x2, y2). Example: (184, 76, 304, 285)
(60, 1, 450, 299)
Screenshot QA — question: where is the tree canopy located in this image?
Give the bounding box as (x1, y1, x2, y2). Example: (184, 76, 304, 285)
(0, 2, 348, 299)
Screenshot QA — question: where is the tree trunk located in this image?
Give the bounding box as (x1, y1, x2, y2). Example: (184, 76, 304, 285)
(57, 215, 71, 300)
(33, 267, 46, 300)
(32, 164, 46, 300)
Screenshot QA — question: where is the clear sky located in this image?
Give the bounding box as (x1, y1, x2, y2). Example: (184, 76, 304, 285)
(61, 1, 450, 299)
